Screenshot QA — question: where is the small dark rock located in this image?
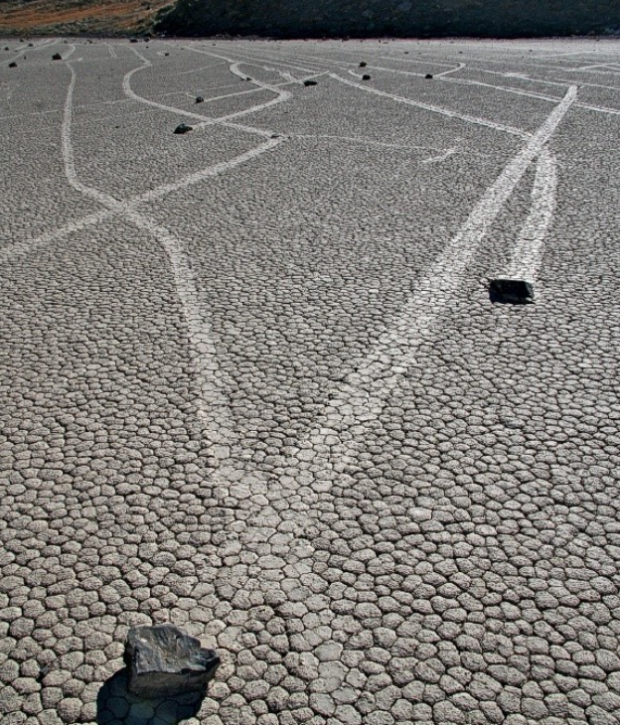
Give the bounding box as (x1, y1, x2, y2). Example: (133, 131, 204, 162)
(8, 61, 17, 68)
(195, 96, 204, 103)
(362, 74, 371, 80)
(489, 278, 534, 304)
(125, 624, 220, 698)
(174, 123, 193, 134)
(37, 664, 53, 682)
(164, 52, 170, 56)
(130, 37, 139, 43)
(303, 80, 317, 86)
(425, 73, 433, 79)
(359, 61, 367, 67)
(28, 43, 33, 47)
(52, 53, 62, 60)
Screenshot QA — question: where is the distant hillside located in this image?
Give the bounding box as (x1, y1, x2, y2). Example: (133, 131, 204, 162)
(0, 0, 617, 37)
(156, 0, 620, 38)
(0, 0, 173, 36)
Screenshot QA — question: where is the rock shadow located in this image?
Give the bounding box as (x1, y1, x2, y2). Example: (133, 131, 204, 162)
(97, 669, 204, 725)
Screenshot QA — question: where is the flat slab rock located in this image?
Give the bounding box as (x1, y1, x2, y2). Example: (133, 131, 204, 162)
(489, 278, 534, 304)
(124, 624, 220, 698)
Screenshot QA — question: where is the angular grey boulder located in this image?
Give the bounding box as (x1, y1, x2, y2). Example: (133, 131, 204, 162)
(124, 624, 220, 698)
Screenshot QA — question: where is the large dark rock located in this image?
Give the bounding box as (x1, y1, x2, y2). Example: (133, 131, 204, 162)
(124, 625, 220, 698)
(489, 278, 534, 304)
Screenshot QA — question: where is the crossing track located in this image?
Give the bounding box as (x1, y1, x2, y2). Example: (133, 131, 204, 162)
(1, 36, 620, 725)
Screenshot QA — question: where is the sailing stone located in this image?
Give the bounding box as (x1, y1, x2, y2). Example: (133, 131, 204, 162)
(125, 624, 220, 698)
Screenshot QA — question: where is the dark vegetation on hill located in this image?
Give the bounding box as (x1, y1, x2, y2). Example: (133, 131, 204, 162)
(156, 0, 620, 38)
(0, 0, 617, 38)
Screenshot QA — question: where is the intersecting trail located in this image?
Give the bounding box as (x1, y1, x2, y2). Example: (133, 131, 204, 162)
(307, 86, 575, 420)
(0, 49, 290, 262)
(206, 79, 578, 673)
(0, 139, 283, 265)
(4, 39, 620, 725)
(182, 46, 293, 127)
(256, 43, 620, 120)
(8, 49, 576, 490)
(57, 53, 285, 465)
(208, 45, 543, 140)
(200, 45, 547, 159)
(332, 73, 531, 138)
(124, 46, 280, 138)
(463, 65, 620, 117)
(228, 43, 558, 110)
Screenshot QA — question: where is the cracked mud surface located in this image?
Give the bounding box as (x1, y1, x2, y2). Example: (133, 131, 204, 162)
(1, 37, 620, 725)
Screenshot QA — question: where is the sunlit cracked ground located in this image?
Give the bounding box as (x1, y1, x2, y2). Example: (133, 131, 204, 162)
(1, 36, 620, 725)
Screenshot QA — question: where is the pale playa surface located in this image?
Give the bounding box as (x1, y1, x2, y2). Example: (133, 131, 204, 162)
(1, 37, 620, 725)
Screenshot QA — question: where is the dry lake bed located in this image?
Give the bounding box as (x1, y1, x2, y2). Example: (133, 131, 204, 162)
(1, 36, 620, 725)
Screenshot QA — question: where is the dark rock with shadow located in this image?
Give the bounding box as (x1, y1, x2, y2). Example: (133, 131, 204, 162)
(489, 278, 534, 304)
(125, 625, 220, 699)
(97, 669, 204, 725)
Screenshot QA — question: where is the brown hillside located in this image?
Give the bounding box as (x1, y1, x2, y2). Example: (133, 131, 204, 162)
(0, 0, 173, 35)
